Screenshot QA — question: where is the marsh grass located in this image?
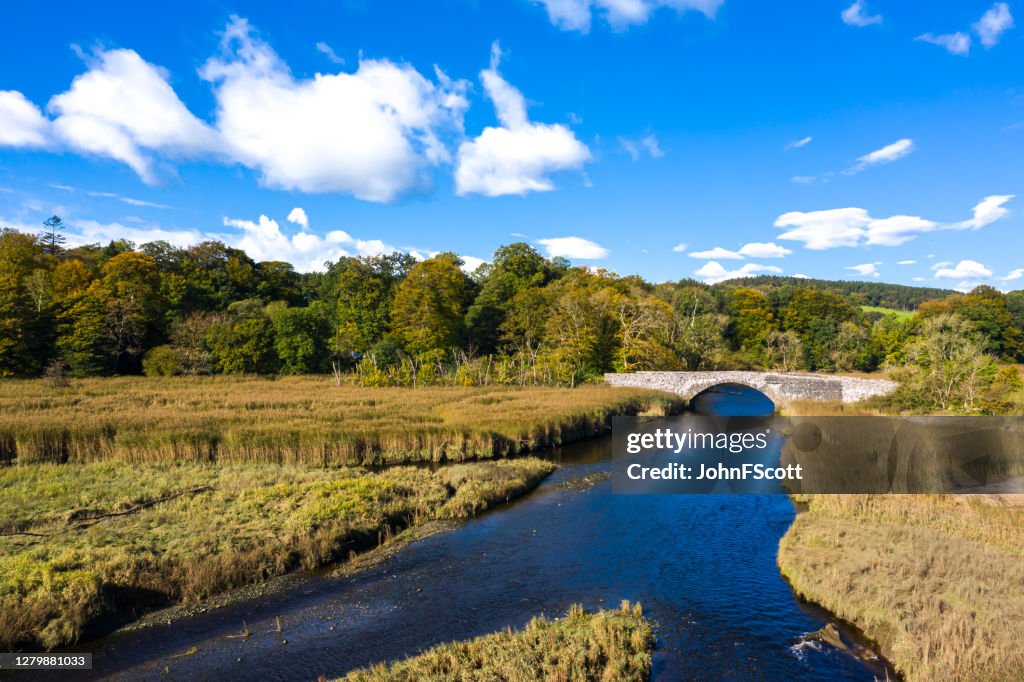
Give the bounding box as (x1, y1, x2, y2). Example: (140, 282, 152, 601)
(779, 494, 1024, 680)
(0, 377, 680, 466)
(341, 602, 653, 682)
(0, 458, 554, 650)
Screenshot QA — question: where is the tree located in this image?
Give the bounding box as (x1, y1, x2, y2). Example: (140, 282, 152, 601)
(325, 253, 415, 351)
(899, 313, 996, 412)
(781, 288, 856, 370)
(205, 300, 279, 374)
(391, 254, 470, 355)
(0, 229, 49, 375)
(729, 288, 776, 363)
(766, 330, 803, 372)
(40, 215, 66, 256)
(465, 243, 552, 353)
(266, 301, 333, 374)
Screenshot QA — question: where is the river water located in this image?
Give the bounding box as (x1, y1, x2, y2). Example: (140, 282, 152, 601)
(71, 386, 887, 681)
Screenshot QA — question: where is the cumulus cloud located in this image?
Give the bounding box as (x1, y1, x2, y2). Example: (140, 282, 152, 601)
(671, 243, 688, 253)
(738, 242, 791, 258)
(933, 259, 992, 279)
(534, 0, 723, 33)
(847, 262, 881, 278)
(784, 136, 812, 150)
(619, 134, 664, 161)
(202, 17, 468, 202)
(689, 246, 743, 260)
(774, 197, 1012, 250)
(1002, 268, 1024, 281)
(460, 255, 487, 273)
(955, 194, 1013, 229)
(845, 138, 914, 175)
(0, 91, 50, 147)
(455, 43, 590, 197)
(66, 219, 204, 249)
(917, 32, 972, 56)
(974, 3, 1014, 48)
(223, 213, 398, 271)
(47, 48, 218, 184)
(841, 1, 882, 27)
(897, 259, 917, 265)
(694, 261, 782, 285)
(536, 236, 609, 259)
(287, 207, 309, 229)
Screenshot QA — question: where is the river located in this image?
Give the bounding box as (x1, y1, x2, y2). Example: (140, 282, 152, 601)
(69, 386, 888, 681)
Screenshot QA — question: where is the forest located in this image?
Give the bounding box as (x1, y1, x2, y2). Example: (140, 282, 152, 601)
(2, 217, 1023, 411)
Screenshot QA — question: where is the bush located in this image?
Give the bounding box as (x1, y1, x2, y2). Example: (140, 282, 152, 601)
(142, 345, 179, 377)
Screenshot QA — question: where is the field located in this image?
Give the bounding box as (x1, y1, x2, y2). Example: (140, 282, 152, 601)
(0, 377, 681, 466)
(0, 458, 554, 649)
(779, 494, 1024, 681)
(341, 602, 653, 682)
(859, 305, 915, 320)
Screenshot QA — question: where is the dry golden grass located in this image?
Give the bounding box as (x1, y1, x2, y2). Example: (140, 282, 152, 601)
(779, 494, 1024, 681)
(341, 602, 653, 682)
(0, 458, 554, 650)
(0, 377, 680, 466)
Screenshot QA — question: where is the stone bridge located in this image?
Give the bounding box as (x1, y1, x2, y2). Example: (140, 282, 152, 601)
(605, 371, 897, 405)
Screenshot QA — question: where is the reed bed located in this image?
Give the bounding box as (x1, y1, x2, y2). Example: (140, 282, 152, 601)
(341, 602, 653, 682)
(779, 494, 1024, 680)
(0, 377, 680, 466)
(0, 458, 554, 650)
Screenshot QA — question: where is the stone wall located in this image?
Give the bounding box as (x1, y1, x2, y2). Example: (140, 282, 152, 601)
(605, 371, 897, 405)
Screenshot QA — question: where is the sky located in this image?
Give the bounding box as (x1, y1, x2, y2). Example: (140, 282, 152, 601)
(0, 0, 1021, 290)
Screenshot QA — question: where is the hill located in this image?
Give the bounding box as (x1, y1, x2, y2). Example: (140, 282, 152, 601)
(713, 276, 956, 310)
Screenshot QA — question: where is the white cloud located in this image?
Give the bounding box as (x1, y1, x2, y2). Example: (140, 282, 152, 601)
(287, 207, 309, 229)
(1002, 268, 1024, 281)
(865, 215, 937, 246)
(47, 48, 218, 184)
(672, 242, 688, 253)
(0, 91, 50, 147)
(738, 242, 791, 258)
(791, 175, 816, 184)
(847, 263, 880, 278)
(67, 219, 204, 249)
(955, 194, 1013, 229)
(784, 136, 812, 150)
(897, 259, 917, 265)
(315, 41, 345, 65)
(974, 3, 1014, 48)
(912, 277, 925, 282)
(917, 32, 971, 56)
(202, 17, 468, 202)
(933, 259, 992, 279)
(536, 236, 609, 259)
(694, 261, 782, 285)
(842, 1, 882, 27)
(223, 213, 398, 271)
(619, 134, 664, 161)
(460, 255, 487, 272)
(775, 197, 1010, 250)
(793, 273, 810, 279)
(535, 0, 723, 33)
(455, 43, 590, 197)
(845, 138, 914, 175)
(775, 208, 870, 250)
(689, 246, 743, 260)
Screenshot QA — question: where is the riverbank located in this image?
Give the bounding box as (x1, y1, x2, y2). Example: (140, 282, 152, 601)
(0, 458, 554, 650)
(778, 494, 1024, 680)
(0, 377, 681, 465)
(340, 602, 653, 682)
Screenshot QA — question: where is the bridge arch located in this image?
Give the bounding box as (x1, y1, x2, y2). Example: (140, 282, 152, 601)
(688, 382, 778, 414)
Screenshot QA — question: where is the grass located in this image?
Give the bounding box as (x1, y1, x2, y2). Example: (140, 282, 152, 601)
(0, 377, 681, 466)
(779, 494, 1024, 681)
(860, 305, 915, 320)
(340, 602, 653, 682)
(0, 458, 554, 650)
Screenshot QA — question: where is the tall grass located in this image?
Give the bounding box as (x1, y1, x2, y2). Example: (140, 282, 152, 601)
(779, 494, 1024, 680)
(0, 377, 681, 466)
(0, 459, 554, 650)
(341, 602, 653, 682)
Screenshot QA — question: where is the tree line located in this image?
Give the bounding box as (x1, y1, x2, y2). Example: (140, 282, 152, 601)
(2, 218, 1023, 411)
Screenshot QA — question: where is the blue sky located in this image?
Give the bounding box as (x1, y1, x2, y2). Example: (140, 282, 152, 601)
(0, 0, 1021, 290)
